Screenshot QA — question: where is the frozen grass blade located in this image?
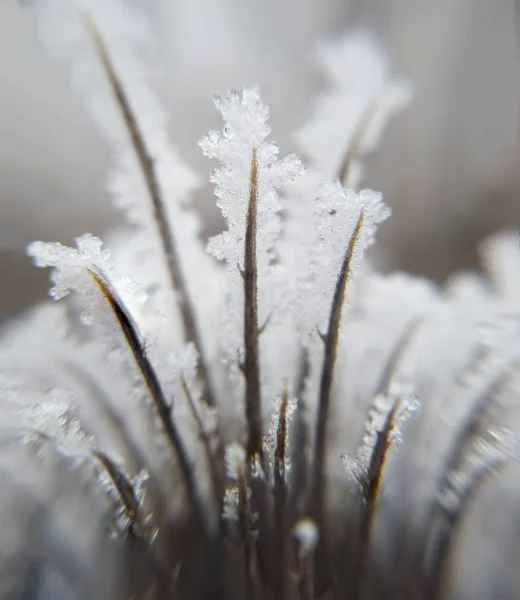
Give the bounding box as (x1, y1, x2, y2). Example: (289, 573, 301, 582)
(311, 209, 365, 518)
(91, 449, 146, 538)
(273, 387, 290, 600)
(355, 397, 400, 597)
(89, 269, 206, 532)
(425, 458, 508, 600)
(242, 148, 262, 461)
(83, 12, 216, 409)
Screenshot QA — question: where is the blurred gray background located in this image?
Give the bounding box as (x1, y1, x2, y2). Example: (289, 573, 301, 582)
(0, 0, 517, 320)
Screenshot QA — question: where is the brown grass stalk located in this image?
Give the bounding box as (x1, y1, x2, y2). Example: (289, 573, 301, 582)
(83, 12, 216, 409)
(273, 387, 290, 600)
(311, 209, 365, 519)
(242, 147, 262, 461)
(88, 268, 206, 532)
(91, 449, 146, 538)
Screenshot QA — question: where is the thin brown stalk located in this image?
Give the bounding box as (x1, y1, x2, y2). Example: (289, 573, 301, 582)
(290, 351, 310, 513)
(351, 397, 400, 599)
(337, 99, 378, 186)
(311, 209, 365, 518)
(242, 147, 262, 460)
(236, 463, 258, 600)
(273, 387, 289, 600)
(88, 269, 205, 531)
(91, 449, 146, 538)
(83, 13, 216, 409)
(275, 386, 290, 490)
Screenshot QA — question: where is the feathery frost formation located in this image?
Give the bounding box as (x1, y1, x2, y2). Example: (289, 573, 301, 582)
(1, 1, 519, 599)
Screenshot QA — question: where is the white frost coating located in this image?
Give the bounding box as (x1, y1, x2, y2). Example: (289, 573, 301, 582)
(439, 426, 520, 516)
(26, 235, 183, 494)
(341, 383, 420, 488)
(298, 182, 390, 346)
(169, 342, 202, 402)
(263, 392, 298, 481)
(263, 393, 298, 455)
(26, 234, 136, 341)
(296, 30, 412, 186)
(200, 86, 304, 363)
(0, 380, 94, 457)
(27, 234, 112, 301)
(201, 86, 303, 269)
(222, 443, 255, 524)
(225, 442, 246, 481)
(293, 518, 319, 557)
(222, 487, 240, 523)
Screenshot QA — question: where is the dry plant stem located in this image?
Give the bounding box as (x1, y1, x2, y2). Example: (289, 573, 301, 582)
(62, 364, 174, 564)
(91, 450, 144, 536)
(337, 100, 378, 186)
(290, 351, 310, 512)
(273, 388, 289, 600)
(426, 459, 507, 600)
(89, 269, 206, 532)
(243, 148, 262, 460)
(180, 377, 223, 507)
(83, 13, 216, 409)
(237, 465, 257, 600)
(311, 209, 365, 519)
(355, 398, 400, 598)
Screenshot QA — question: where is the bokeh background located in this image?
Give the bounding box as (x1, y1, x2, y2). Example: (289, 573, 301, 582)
(0, 0, 517, 320)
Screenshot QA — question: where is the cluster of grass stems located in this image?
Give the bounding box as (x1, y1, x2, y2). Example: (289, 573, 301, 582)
(21, 14, 514, 600)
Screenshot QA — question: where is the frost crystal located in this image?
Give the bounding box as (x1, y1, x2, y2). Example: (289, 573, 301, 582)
(262, 392, 298, 480)
(299, 183, 391, 344)
(200, 87, 304, 362)
(201, 87, 303, 270)
(225, 442, 247, 481)
(341, 384, 420, 489)
(27, 234, 112, 301)
(222, 487, 240, 523)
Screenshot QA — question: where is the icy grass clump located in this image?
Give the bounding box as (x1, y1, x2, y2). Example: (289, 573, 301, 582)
(2, 1, 519, 598)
